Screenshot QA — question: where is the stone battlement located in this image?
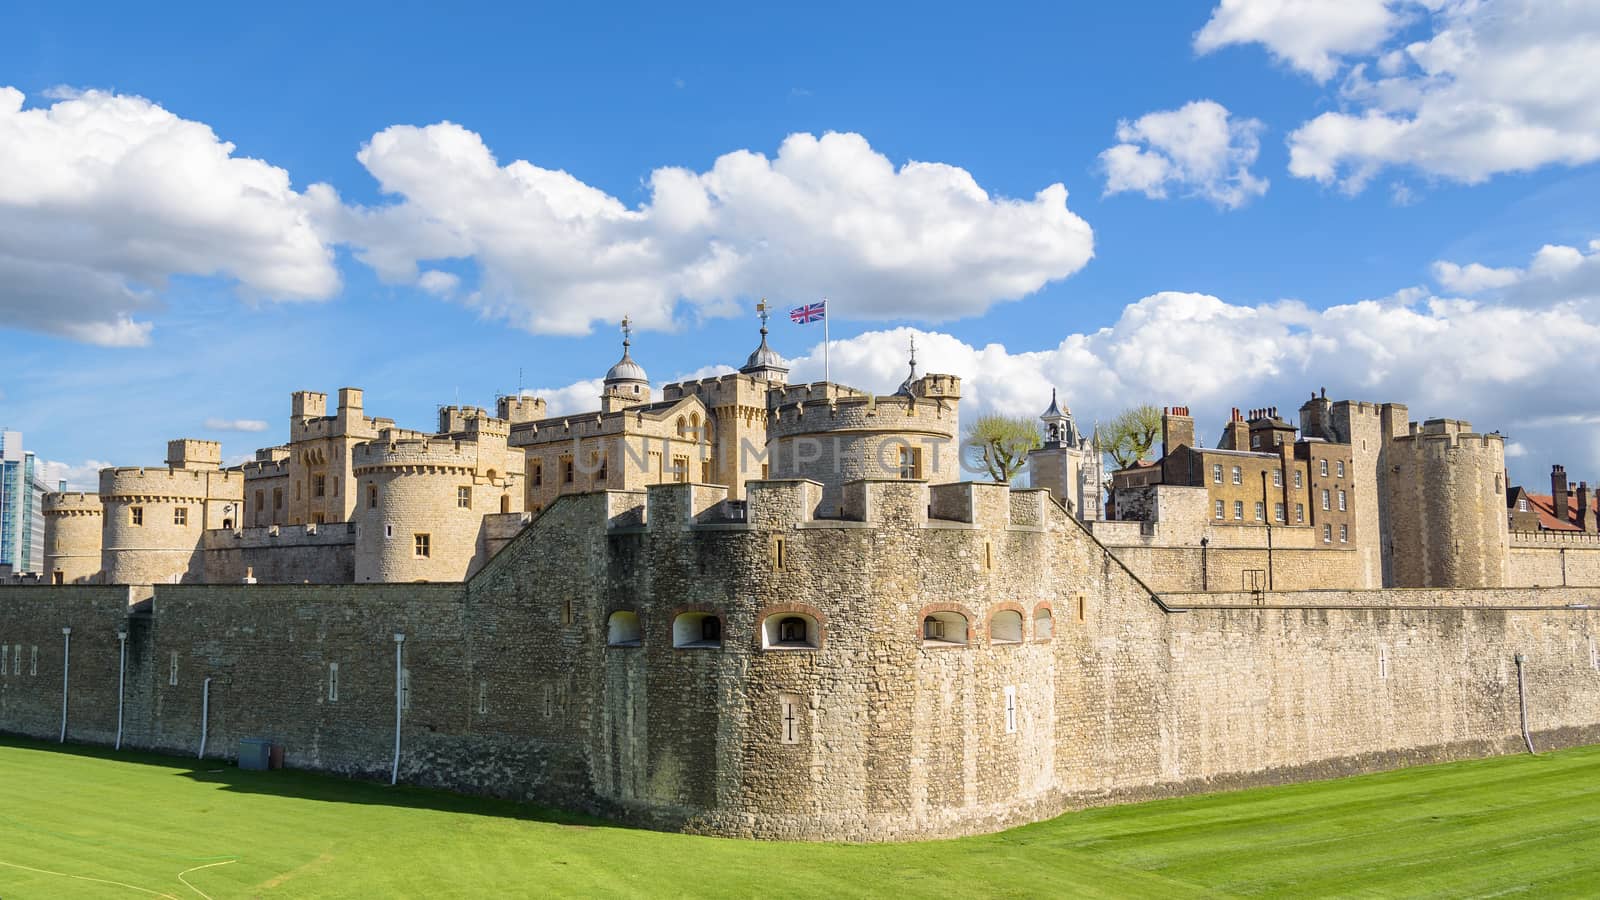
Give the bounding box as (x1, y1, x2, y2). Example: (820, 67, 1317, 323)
(766, 388, 959, 441)
(352, 437, 492, 472)
(99, 466, 244, 497)
(201, 522, 358, 551)
(43, 492, 102, 515)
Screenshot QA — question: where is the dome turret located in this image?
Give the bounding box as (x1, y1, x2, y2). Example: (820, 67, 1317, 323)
(739, 300, 790, 383)
(601, 316, 652, 412)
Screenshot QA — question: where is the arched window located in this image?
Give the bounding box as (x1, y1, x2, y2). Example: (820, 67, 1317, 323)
(607, 611, 641, 647)
(676, 416, 687, 438)
(989, 610, 1023, 644)
(922, 611, 969, 647)
(761, 612, 819, 650)
(673, 612, 722, 649)
(1033, 606, 1054, 641)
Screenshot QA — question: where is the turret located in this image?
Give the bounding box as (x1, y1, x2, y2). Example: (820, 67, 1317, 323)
(601, 316, 651, 413)
(739, 301, 790, 384)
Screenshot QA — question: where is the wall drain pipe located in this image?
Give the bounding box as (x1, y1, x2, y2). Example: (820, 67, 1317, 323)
(115, 630, 128, 750)
(1514, 652, 1535, 754)
(391, 633, 406, 786)
(198, 676, 213, 759)
(58, 627, 72, 743)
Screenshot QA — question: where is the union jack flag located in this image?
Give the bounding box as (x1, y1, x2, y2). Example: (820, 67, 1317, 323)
(790, 301, 826, 324)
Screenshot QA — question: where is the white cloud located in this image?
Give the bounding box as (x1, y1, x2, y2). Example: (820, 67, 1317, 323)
(778, 257, 1600, 479)
(522, 381, 606, 418)
(1286, 1, 1600, 190)
(1195, 0, 1407, 82)
(37, 458, 113, 492)
(416, 270, 460, 297)
(203, 417, 270, 432)
(1433, 239, 1600, 305)
(1100, 101, 1269, 209)
(314, 126, 1095, 335)
(0, 87, 339, 345)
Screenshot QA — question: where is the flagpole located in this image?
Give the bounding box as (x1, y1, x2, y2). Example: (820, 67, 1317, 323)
(822, 297, 831, 387)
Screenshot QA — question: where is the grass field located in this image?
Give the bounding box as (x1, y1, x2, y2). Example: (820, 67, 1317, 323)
(2, 738, 1598, 898)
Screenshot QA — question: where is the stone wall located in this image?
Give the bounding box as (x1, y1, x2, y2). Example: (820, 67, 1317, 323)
(2, 481, 1599, 844)
(1507, 531, 1600, 587)
(200, 524, 357, 584)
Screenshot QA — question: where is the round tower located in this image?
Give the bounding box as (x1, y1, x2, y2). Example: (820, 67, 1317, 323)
(43, 490, 103, 584)
(766, 371, 961, 517)
(98, 464, 243, 584)
(1385, 419, 1508, 588)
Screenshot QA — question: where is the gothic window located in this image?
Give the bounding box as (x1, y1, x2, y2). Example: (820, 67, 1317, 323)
(989, 610, 1023, 644)
(595, 454, 608, 484)
(274, 488, 283, 510)
(531, 461, 543, 487)
(561, 457, 574, 484)
(607, 611, 642, 647)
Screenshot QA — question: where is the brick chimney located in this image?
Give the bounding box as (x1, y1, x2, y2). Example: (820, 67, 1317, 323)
(1161, 406, 1195, 459)
(1552, 464, 1570, 526)
(1578, 481, 1592, 532)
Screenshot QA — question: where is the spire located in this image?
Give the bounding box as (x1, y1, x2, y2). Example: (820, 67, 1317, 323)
(604, 313, 648, 386)
(896, 333, 920, 397)
(621, 315, 632, 352)
(1040, 388, 1079, 448)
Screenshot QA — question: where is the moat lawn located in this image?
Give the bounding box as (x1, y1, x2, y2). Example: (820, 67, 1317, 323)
(2, 738, 1598, 898)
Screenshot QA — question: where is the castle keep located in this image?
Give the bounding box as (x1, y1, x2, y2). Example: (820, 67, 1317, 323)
(7, 316, 1600, 842)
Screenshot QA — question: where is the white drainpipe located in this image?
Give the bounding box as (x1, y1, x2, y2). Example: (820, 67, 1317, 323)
(115, 630, 128, 750)
(59, 627, 72, 743)
(391, 633, 406, 785)
(198, 676, 213, 759)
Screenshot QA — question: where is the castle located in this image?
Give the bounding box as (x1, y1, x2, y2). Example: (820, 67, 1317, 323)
(3, 314, 1598, 843)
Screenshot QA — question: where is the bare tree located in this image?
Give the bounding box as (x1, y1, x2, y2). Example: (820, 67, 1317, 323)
(962, 414, 1043, 483)
(1095, 404, 1162, 469)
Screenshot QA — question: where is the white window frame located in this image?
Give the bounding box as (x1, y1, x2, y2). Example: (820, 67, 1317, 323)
(1323, 524, 1333, 543)
(1275, 503, 1285, 522)
(1214, 500, 1224, 519)
(1232, 466, 1242, 485)
(1337, 460, 1345, 477)
(1254, 501, 1265, 521)
(1233, 500, 1243, 520)
(1340, 523, 1349, 543)
(1338, 490, 1347, 512)
(1322, 489, 1331, 511)
(1272, 469, 1282, 487)
(1212, 464, 1223, 484)
(1294, 470, 1303, 489)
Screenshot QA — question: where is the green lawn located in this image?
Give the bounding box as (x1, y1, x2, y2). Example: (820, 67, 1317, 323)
(1, 738, 1598, 898)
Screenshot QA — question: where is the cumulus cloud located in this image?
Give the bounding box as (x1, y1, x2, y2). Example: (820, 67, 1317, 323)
(0, 87, 339, 345)
(313, 126, 1095, 335)
(1433, 240, 1600, 305)
(203, 417, 270, 432)
(37, 458, 113, 492)
(1195, 0, 1407, 82)
(1100, 101, 1268, 209)
(1285, 1, 1600, 190)
(778, 252, 1600, 480)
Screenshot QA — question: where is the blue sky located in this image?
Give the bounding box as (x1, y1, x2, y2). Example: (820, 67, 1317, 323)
(4, 0, 1599, 490)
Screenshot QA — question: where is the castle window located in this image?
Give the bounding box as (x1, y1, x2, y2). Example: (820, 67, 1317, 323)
(254, 490, 264, 516)
(384, 523, 393, 540)
(779, 692, 802, 744)
(561, 599, 574, 626)
(676, 416, 687, 437)
(368, 484, 378, 509)
(478, 680, 488, 715)
(1033, 607, 1053, 641)
(531, 461, 543, 486)
(1275, 503, 1285, 522)
(1338, 490, 1347, 511)
(672, 455, 690, 483)
(761, 612, 820, 650)
(606, 611, 641, 647)
(1214, 500, 1224, 520)
(314, 474, 326, 497)
(922, 611, 969, 647)
(1337, 460, 1345, 477)
(1004, 686, 1018, 734)
(561, 457, 574, 484)
(414, 533, 431, 558)
(328, 662, 339, 702)
(1323, 524, 1333, 543)
(1212, 464, 1223, 484)
(1294, 470, 1303, 490)
(1254, 502, 1264, 521)
(899, 447, 924, 480)
(1273, 469, 1282, 487)
(10, 645, 18, 676)
(701, 460, 713, 483)
(1233, 500, 1243, 520)
(457, 486, 471, 509)
(1077, 595, 1086, 621)
(131, 506, 143, 526)
(1322, 489, 1331, 510)
(1340, 524, 1349, 543)
(174, 507, 187, 526)
(595, 454, 608, 484)
(169, 651, 179, 686)
(1319, 459, 1329, 477)
(500, 494, 511, 514)
(1231, 466, 1242, 485)
(1379, 645, 1389, 680)
(274, 488, 283, 510)
(53, 572, 63, 585)
(1296, 503, 1305, 523)
(989, 610, 1023, 644)
(773, 537, 786, 571)
(1, 645, 7, 676)
(672, 612, 723, 649)
(984, 541, 993, 570)
(30, 645, 37, 676)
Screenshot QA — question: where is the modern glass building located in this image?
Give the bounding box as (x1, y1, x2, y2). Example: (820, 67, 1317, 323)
(1, 430, 49, 576)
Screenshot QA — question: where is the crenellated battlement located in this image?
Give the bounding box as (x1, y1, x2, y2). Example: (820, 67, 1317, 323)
(768, 381, 870, 408)
(352, 437, 489, 473)
(661, 372, 772, 408)
(100, 466, 244, 498)
(766, 388, 960, 441)
(43, 492, 102, 515)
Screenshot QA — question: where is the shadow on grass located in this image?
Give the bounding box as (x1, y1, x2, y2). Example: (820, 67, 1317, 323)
(0, 733, 627, 833)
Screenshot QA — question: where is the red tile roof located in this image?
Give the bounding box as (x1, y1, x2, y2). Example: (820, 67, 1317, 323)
(1520, 492, 1600, 531)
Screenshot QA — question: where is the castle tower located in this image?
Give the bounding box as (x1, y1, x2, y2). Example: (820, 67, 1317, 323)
(1385, 419, 1508, 588)
(1029, 390, 1100, 519)
(42, 487, 103, 584)
(739, 301, 790, 385)
(766, 368, 961, 517)
(601, 316, 651, 414)
(98, 444, 244, 584)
